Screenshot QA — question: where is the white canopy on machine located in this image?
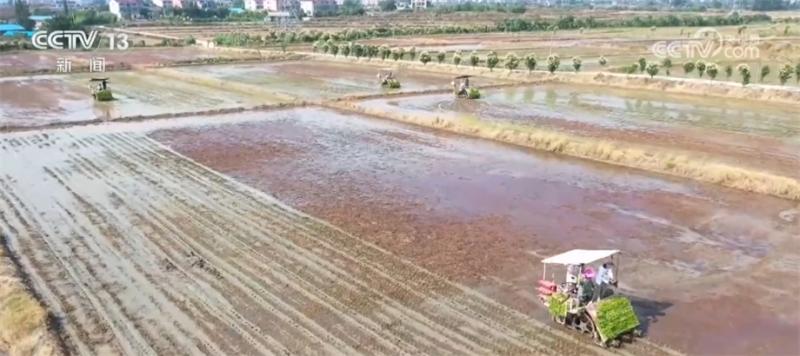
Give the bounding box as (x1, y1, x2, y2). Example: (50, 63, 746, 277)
(541, 249, 619, 265)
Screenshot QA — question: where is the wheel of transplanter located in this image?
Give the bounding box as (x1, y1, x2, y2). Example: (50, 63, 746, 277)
(574, 312, 595, 334)
(609, 338, 622, 348)
(633, 328, 644, 337)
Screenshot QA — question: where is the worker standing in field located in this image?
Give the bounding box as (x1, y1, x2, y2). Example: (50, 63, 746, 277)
(593, 262, 615, 301)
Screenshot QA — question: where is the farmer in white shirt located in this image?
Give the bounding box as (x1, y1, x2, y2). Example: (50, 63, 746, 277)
(593, 262, 615, 301)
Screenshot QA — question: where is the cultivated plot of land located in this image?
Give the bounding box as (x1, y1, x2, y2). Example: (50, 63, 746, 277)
(170, 60, 480, 99)
(0, 70, 277, 129)
(0, 60, 503, 130)
(355, 83, 800, 179)
(151, 108, 800, 356)
(2, 30, 798, 355)
(0, 127, 639, 355)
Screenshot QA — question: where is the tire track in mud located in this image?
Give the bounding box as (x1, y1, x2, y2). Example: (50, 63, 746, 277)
(41, 166, 241, 356)
(0, 133, 422, 354)
(55, 136, 317, 355)
(0, 136, 268, 354)
(2, 132, 438, 355)
(0, 178, 140, 355)
(63, 136, 369, 355)
(0, 186, 97, 356)
(0, 130, 676, 356)
(0, 165, 168, 354)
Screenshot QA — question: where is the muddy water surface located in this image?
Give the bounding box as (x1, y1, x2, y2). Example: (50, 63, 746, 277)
(0, 72, 274, 129)
(357, 84, 800, 178)
(152, 108, 799, 356)
(0, 51, 70, 75)
(171, 60, 460, 99)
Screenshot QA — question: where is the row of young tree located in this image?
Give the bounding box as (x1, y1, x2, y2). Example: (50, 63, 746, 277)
(312, 41, 800, 87)
(312, 42, 584, 74)
(627, 57, 800, 86)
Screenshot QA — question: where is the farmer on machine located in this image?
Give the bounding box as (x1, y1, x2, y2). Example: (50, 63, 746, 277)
(593, 262, 615, 301)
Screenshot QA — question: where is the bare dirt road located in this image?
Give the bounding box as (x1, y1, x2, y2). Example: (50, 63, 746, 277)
(0, 128, 672, 355)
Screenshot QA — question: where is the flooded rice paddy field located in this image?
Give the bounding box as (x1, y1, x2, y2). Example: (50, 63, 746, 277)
(2, 47, 799, 355)
(0, 121, 648, 356)
(0, 60, 489, 130)
(356, 83, 800, 178)
(151, 108, 799, 356)
(0, 70, 279, 129)
(170, 60, 476, 99)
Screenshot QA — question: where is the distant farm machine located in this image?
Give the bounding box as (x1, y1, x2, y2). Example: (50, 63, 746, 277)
(538, 249, 642, 347)
(377, 69, 401, 89)
(451, 75, 480, 99)
(89, 78, 114, 101)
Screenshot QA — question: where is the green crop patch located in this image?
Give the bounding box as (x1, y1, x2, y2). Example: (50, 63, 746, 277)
(467, 87, 481, 99)
(95, 89, 114, 102)
(383, 79, 401, 89)
(596, 297, 640, 341)
(548, 293, 569, 318)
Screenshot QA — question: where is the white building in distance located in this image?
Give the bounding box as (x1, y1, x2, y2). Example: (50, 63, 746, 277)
(109, 0, 144, 19)
(151, 0, 173, 8)
(299, 0, 337, 16)
(244, 0, 266, 10)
